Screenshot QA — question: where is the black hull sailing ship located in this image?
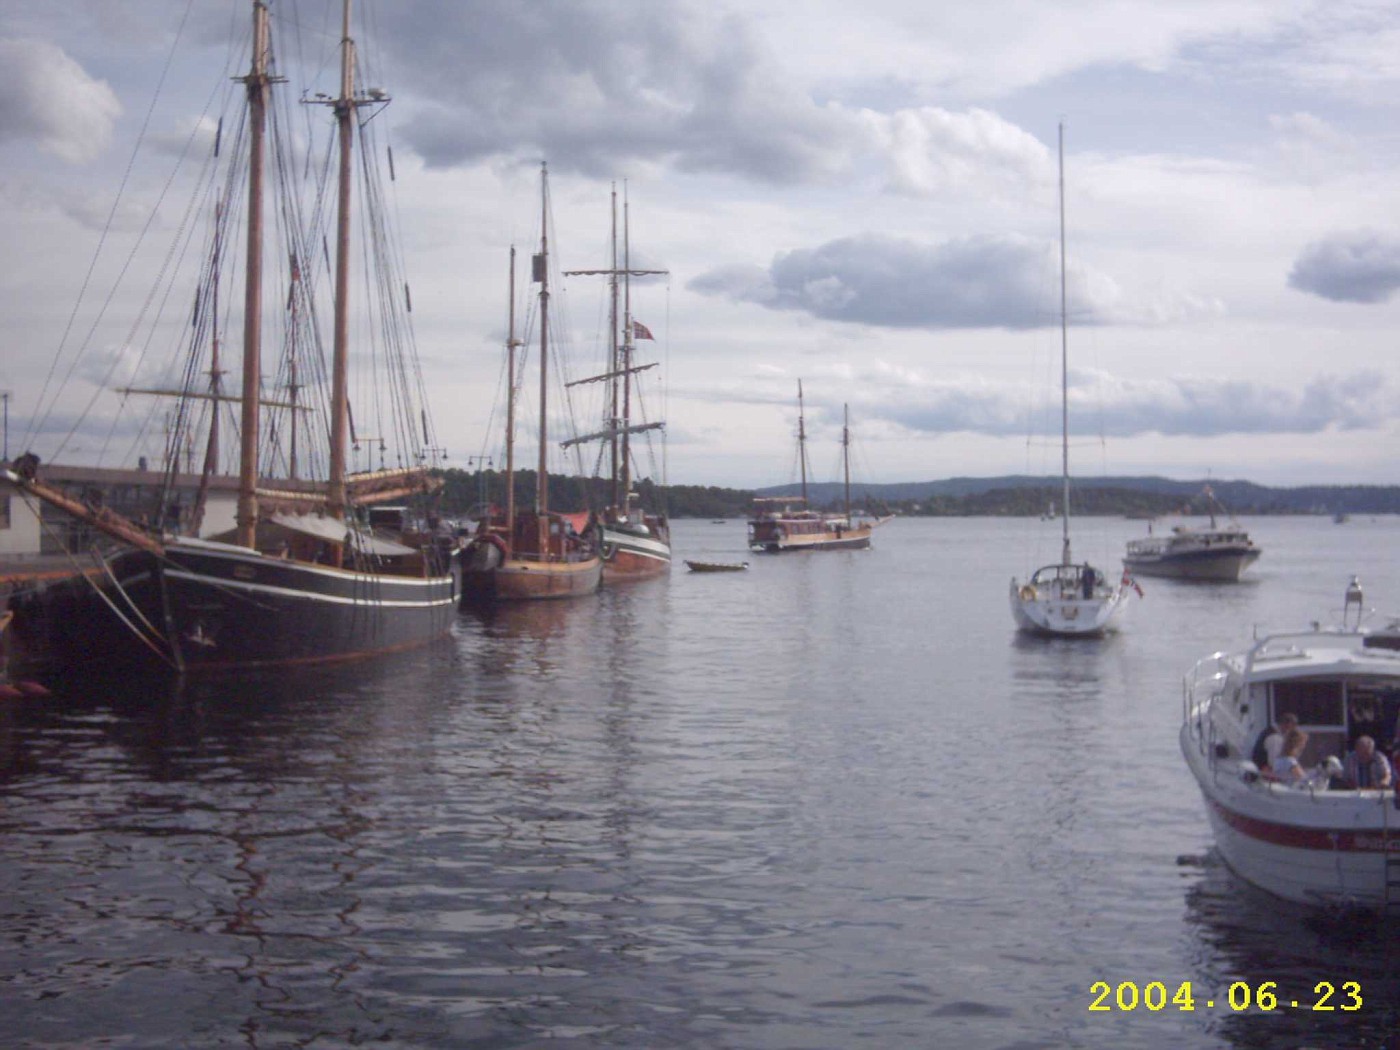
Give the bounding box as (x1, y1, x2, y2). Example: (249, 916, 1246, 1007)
(6, 1, 454, 672)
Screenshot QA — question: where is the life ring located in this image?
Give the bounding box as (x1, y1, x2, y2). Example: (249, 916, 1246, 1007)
(1019, 584, 1037, 602)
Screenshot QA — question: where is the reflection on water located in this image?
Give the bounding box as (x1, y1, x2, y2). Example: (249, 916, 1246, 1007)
(4, 517, 1400, 1048)
(1184, 855, 1400, 1049)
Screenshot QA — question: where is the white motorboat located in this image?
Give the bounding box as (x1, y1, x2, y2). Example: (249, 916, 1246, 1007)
(1010, 124, 1132, 636)
(1180, 578, 1400, 910)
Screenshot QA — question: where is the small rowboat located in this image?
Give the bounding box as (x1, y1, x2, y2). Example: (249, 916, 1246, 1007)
(684, 560, 749, 573)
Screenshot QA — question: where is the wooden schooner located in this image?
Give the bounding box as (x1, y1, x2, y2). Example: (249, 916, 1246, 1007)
(458, 165, 603, 602)
(6, 0, 455, 672)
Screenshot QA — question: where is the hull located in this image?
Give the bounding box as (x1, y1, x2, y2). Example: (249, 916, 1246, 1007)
(1181, 724, 1398, 908)
(12, 542, 455, 673)
(685, 561, 747, 573)
(748, 522, 873, 553)
(461, 556, 602, 602)
(1123, 547, 1260, 581)
(1009, 579, 1128, 636)
(600, 523, 671, 582)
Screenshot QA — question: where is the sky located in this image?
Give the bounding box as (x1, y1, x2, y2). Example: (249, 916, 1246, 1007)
(3, 0, 1400, 491)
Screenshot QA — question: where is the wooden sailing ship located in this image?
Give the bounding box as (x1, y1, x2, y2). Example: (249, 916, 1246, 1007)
(458, 166, 603, 602)
(5, 0, 454, 672)
(562, 186, 671, 581)
(747, 384, 889, 553)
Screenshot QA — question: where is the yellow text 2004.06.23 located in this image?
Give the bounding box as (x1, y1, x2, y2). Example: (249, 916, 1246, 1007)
(1088, 980, 1361, 1013)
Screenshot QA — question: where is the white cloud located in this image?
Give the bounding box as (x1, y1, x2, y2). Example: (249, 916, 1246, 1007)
(0, 38, 121, 163)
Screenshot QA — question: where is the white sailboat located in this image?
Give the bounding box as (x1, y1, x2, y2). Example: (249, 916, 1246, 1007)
(1010, 125, 1132, 636)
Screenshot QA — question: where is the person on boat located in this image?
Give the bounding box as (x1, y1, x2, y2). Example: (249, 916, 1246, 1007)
(1341, 736, 1393, 790)
(1268, 727, 1310, 783)
(1251, 712, 1296, 770)
(1081, 564, 1095, 599)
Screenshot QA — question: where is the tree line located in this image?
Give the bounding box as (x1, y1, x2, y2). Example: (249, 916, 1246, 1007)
(431, 468, 1400, 520)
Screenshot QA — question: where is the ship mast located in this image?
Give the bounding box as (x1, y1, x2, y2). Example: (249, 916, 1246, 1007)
(843, 403, 852, 521)
(561, 188, 666, 512)
(610, 186, 621, 506)
(505, 246, 519, 540)
(325, 0, 356, 542)
(235, 0, 271, 549)
(620, 189, 635, 516)
(535, 163, 551, 542)
(1058, 122, 1072, 567)
(797, 379, 809, 505)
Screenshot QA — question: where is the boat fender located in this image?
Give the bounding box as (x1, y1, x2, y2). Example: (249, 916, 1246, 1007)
(1018, 585, 1036, 602)
(17, 680, 51, 697)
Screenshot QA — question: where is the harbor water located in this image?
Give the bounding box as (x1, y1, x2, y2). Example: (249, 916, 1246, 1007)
(3, 515, 1399, 1049)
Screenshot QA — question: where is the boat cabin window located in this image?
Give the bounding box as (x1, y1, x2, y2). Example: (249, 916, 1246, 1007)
(1343, 678, 1400, 752)
(1269, 677, 1400, 768)
(1271, 679, 1344, 727)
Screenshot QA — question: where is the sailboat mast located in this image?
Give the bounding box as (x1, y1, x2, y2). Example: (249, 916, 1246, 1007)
(505, 246, 518, 537)
(536, 163, 550, 524)
(609, 185, 621, 507)
(326, 0, 355, 529)
(797, 380, 808, 504)
(843, 403, 851, 520)
(192, 199, 225, 536)
(620, 188, 634, 514)
(1058, 122, 1071, 566)
(235, 0, 271, 550)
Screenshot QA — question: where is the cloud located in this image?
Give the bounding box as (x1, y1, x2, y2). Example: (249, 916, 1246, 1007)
(1288, 230, 1400, 303)
(0, 38, 121, 163)
(861, 106, 1051, 195)
(813, 366, 1396, 440)
(690, 232, 1218, 329)
(368, 2, 1057, 199)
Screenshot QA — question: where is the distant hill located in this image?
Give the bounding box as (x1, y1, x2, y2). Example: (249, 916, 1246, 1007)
(435, 467, 1400, 518)
(755, 476, 1400, 515)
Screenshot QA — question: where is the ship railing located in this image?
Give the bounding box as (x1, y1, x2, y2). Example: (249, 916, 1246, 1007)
(1182, 654, 1228, 763)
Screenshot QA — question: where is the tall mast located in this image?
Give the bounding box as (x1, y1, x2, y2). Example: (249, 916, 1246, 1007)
(326, 0, 355, 531)
(842, 403, 851, 520)
(609, 185, 621, 507)
(1058, 122, 1071, 566)
(620, 187, 634, 514)
(535, 163, 551, 526)
(797, 379, 808, 505)
(505, 246, 518, 538)
(235, 0, 271, 549)
(287, 252, 302, 479)
(191, 199, 226, 536)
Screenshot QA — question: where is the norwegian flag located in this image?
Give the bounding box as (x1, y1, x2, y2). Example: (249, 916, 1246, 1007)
(631, 320, 655, 340)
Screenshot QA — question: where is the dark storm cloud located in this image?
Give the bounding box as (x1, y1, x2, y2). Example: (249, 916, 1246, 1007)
(1288, 230, 1400, 303)
(689, 232, 1101, 329)
(364, 0, 854, 182)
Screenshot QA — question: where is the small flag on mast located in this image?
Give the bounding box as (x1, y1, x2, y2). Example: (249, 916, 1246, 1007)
(632, 320, 654, 340)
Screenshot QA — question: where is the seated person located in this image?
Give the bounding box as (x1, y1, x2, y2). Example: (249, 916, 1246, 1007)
(1251, 713, 1298, 770)
(1268, 727, 1309, 783)
(1340, 735, 1393, 790)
